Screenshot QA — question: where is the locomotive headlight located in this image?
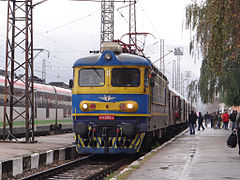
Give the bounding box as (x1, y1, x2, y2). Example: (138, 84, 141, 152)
(119, 101, 138, 112)
(127, 103, 133, 109)
(82, 103, 88, 110)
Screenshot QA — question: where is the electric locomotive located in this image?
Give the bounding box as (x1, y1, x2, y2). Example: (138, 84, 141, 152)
(71, 41, 170, 154)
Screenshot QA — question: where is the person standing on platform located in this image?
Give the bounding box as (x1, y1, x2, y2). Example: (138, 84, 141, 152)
(233, 111, 240, 155)
(189, 110, 197, 134)
(212, 112, 218, 129)
(204, 112, 210, 128)
(210, 113, 214, 128)
(223, 110, 230, 129)
(216, 111, 222, 129)
(197, 112, 205, 131)
(230, 110, 237, 131)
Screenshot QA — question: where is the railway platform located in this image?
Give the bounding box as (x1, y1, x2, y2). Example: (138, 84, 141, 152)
(0, 133, 76, 179)
(115, 127, 240, 180)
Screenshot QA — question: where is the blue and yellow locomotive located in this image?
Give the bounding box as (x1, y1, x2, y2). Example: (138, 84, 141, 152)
(71, 42, 190, 154)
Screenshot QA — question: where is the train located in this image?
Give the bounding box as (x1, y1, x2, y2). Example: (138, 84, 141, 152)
(0, 75, 72, 138)
(71, 42, 192, 154)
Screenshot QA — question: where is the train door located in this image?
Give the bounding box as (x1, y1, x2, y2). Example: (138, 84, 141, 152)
(175, 96, 179, 123)
(172, 94, 175, 124)
(168, 90, 171, 125)
(34, 89, 38, 119)
(180, 98, 182, 123)
(183, 99, 185, 122)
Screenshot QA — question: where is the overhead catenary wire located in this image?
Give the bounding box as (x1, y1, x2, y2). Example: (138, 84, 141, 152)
(137, 0, 161, 39)
(36, 9, 100, 35)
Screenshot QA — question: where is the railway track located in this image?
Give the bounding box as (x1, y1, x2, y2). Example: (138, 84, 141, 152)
(21, 154, 139, 180)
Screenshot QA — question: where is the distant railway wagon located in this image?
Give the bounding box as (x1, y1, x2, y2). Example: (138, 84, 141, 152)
(71, 42, 192, 154)
(0, 76, 72, 137)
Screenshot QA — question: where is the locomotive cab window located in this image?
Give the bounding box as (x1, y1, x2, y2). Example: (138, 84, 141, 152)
(79, 68, 105, 87)
(144, 68, 149, 87)
(111, 68, 140, 87)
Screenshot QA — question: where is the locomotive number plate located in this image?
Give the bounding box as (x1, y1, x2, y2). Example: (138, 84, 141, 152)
(99, 115, 115, 120)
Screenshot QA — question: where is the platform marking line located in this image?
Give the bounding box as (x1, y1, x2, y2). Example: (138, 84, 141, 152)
(179, 144, 196, 180)
(46, 150, 54, 165)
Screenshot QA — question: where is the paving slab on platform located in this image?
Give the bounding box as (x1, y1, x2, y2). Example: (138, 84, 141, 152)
(0, 133, 74, 162)
(125, 128, 240, 180)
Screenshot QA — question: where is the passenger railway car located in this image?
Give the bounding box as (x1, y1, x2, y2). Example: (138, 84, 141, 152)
(0, 76, 72, 137)
(71, 43, 191, 154)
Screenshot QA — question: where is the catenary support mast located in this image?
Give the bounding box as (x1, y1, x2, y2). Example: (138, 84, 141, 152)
(3, 0, 34, 142)
(100, 0, 114, 46)
(129, 0, 136, 48)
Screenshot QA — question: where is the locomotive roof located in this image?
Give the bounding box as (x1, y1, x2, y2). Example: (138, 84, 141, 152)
(73, 51, 151, 67)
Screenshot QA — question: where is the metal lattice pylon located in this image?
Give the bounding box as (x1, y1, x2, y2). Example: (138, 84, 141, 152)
(172, 59, 176, 89)
(129, 0, 136, 48)
(159, 39, 164, 73)
(3, 0, 35, 142)
(100, 0, 114, 46)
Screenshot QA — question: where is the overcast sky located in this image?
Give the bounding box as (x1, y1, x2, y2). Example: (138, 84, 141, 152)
(0, 0, 201, 88)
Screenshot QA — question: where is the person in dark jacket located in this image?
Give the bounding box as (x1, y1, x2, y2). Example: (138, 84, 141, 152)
(189, 110, 197, 134)
(233, 111, 240, 155)
(197, 112, 205, 131)
(230, 110, 237, 131)
(204, 112, 210, 127)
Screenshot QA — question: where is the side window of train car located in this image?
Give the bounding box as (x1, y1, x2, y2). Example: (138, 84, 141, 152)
(144, 68, 149, 87)
(111, 68, 140, 87)
(0, 86, 4, 105)
(79, 68, 105, 87)
(63, 105, 67, 118)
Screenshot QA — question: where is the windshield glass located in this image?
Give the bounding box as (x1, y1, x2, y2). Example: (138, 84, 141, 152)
(79, 68, 105, 87)
(111, 68, 140, 87)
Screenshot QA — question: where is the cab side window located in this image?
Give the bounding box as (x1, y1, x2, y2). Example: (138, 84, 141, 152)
(144, 68, 149, 87)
